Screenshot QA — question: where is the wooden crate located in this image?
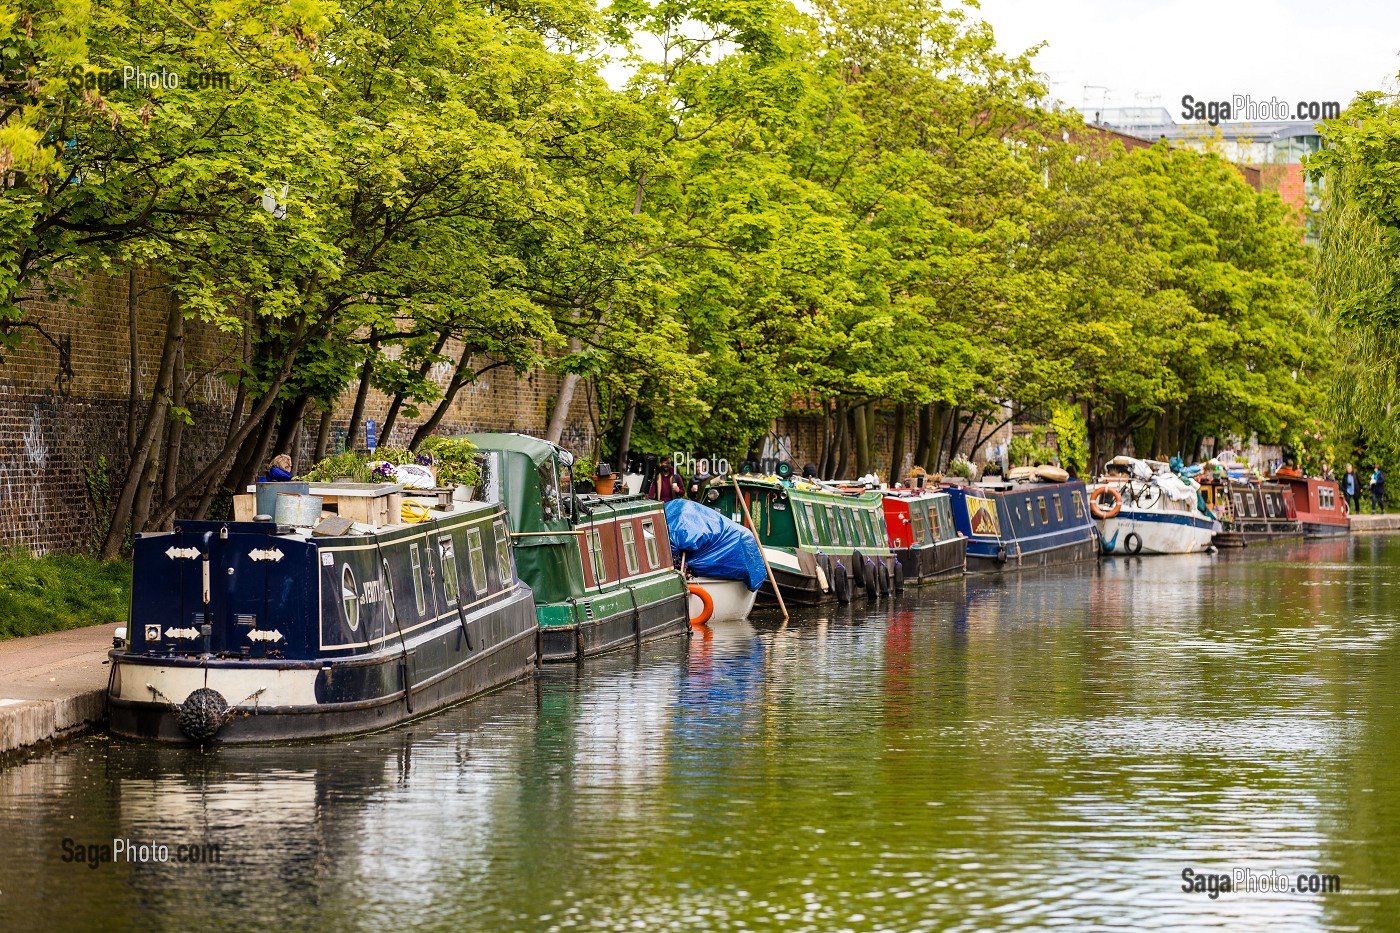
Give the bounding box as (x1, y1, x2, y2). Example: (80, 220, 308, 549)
(233, 493, 257, 522)
(334, 492, 402, 528)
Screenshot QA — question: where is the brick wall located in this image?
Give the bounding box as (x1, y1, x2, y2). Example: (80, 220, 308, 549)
(1, 272, 594, 555)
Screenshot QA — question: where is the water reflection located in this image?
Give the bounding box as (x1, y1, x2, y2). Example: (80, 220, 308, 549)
(3, 538, 1400, 931)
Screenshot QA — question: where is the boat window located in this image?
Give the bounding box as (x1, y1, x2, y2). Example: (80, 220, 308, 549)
(828, 506, 843, 545)
(539, 459, 561, 522)
(910, 508, 926, 544)
(342, 563, 360, 631)
(863, 512, 878, 546)
(1320, 487, 1335, 510)
(1026, 498, 1035, 526)
(589, 528, 607, 583)
(464, 527, 487, 593)
(439, 536, 460, 605)
(1054, 495, 1064, 522)
(620, 522, 640, 574)
(793, 503, 809, 543)
(494, 519, 513, 581)
(641, 519, 660, 567)
(382, 558, 396, 628)
(410, 543, 425, 614)
(1038, 496, 1049, 524)
(1073, 493, 1084, 519)
(1264, 494, 1276, 517)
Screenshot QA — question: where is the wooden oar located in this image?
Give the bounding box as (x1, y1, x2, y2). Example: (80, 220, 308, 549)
(733, 478, 789, 622)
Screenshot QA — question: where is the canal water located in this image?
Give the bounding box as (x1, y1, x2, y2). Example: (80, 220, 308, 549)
(3, 536, 1399, 931)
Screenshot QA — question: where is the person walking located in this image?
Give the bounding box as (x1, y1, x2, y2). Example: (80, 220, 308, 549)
(1343, 464, 1361, 513)
(647, 456, 685, 502)
(1370, 464, 1386, 514)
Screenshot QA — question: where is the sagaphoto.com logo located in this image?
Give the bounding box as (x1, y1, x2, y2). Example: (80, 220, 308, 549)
(1180, 93, 1341, 126)
(68, 65, 231, 94)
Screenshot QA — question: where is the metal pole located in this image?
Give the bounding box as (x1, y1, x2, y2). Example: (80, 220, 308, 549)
(733, 478, 788, 622)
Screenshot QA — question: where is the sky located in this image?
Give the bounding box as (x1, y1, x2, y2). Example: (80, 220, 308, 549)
(972, 0, 1400, 122)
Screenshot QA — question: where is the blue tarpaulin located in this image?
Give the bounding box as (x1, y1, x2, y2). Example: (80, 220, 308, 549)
(665, 499, 767, 592)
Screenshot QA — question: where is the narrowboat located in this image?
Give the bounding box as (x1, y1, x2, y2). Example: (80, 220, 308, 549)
(1197, 468, 1303, 546)
(940, 471, 1097, 572)
(108, 483, 538, 744)
(880, 487, 966, 583)
(1087, 457, 1220, 555)
(467, 433, 690, 662)
(1272, 469, 1350, 538)
(664, 499, 766, 624)
(706, 471, 898, 604)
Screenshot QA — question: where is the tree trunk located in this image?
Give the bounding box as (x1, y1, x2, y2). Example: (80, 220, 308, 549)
(131, 450, 161, 537)
(864, 404, 879, 478)
(238, 404, 282, 489)
(313, 405, 333, 461)
(345, 338, 379, 452)
(274, 394, 311, 459)
(152, 319, 312, 530)
(545, 337, 583, 445)
(101, 299, 182, 559)
(889, 403, 907, 486)
(159, 316, 186, 523)
(409, 346, 481, 448)
(127, 270, 141, 455)
(830, 402, 848, 478)
(615, 398, 637, 472)
(381, 331, 449, 443)
(853, 403, 871, 477)
(913, 403, 931, 472)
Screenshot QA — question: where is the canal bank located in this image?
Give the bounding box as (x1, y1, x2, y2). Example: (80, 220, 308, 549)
(0, 625, 114, 757)
(1349, 513, 1400, 532)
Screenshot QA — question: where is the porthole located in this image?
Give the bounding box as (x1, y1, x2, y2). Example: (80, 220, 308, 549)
(342, 563, 360, 631)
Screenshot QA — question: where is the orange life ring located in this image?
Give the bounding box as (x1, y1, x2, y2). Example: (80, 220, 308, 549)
(687, 584, 714, 626)
(1090, 485, 1123, 519)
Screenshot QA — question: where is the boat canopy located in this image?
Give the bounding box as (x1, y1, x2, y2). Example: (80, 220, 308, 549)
(665, 499, 767, 591)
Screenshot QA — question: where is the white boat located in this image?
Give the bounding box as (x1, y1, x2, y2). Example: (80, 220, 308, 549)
(686, 576, 759, 624)
(1089, 457, 1220, 555)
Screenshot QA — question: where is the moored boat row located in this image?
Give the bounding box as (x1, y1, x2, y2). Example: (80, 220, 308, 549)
(108, 431, 1351, 746)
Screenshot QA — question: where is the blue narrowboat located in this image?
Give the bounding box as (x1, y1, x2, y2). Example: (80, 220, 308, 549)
(940, 474, 1097, 572)
(108, 484, 538, 744)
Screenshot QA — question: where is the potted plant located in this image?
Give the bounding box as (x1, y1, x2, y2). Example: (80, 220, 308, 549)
(594, 462, 616, 495)
(418, 436, 482, 499)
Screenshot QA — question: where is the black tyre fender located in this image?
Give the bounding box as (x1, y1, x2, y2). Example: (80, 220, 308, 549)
(878, 561, 891, 596)
(833, 562, 851, 604)
(996, 544, 1009, 564)
(893, 559, 905, 593)
(864, 559, 879, 599)
(816, 552, 833, 591)
(851, 550, 867, 587)
(1125, 532, 1143, 556)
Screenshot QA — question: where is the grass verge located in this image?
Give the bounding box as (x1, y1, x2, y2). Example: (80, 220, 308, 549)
(0, 552, 131, 640)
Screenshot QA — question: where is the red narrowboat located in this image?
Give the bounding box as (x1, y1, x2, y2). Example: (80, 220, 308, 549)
(1272, 469, 1350, 538)
(880, 488, 966, 584)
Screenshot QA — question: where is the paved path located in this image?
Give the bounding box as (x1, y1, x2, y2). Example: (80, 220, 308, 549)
(1350, 514, 1400, 532)
(0, 624, 117, 756)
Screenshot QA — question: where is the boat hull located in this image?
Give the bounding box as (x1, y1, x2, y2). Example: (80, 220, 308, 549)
(893, 537, 966, 584)
(1212, 520, 1304, 548)
(537, 579, 690, 663)
(108, 585, 539, 744)
(755, 549, 899, 604)
(1097, 510, 1218, 555)
(1302, 520, 1350, 538)
(965, 537, 1098, 573)
(687, 577, 758, 623)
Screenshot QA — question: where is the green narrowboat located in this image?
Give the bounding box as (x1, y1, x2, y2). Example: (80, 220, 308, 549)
(707, 475, 897, 604)
(467, 433, 690, 661)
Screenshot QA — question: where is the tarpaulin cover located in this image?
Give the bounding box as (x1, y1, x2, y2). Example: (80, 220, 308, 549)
(665, 499, 768, 591)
